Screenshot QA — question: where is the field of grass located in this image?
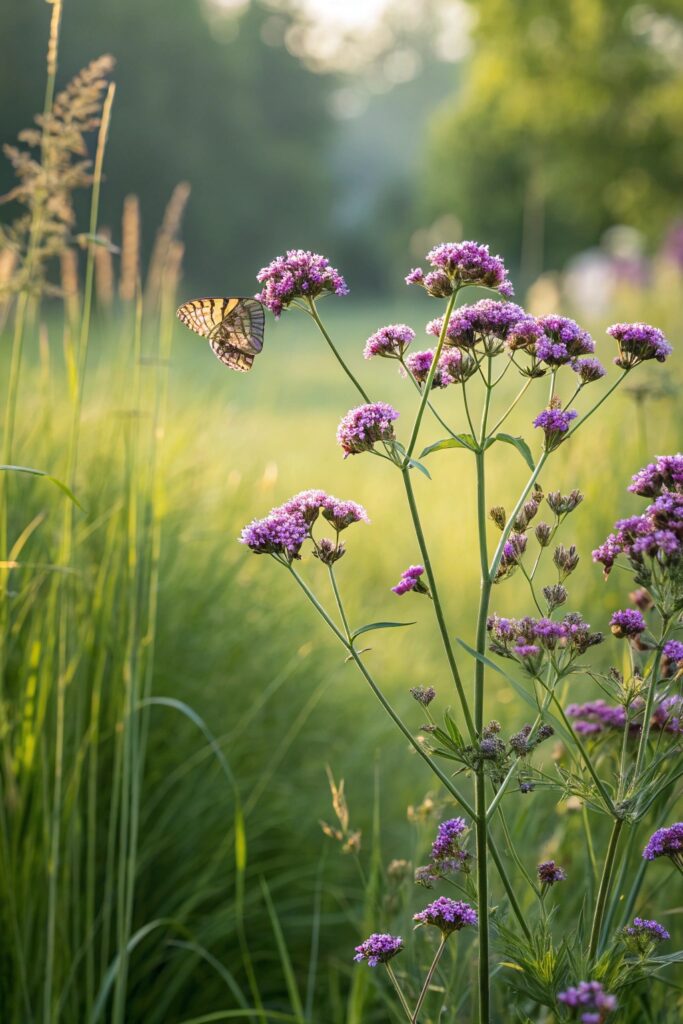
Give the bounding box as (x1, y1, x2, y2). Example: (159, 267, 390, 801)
(1, 272, 681, 1022)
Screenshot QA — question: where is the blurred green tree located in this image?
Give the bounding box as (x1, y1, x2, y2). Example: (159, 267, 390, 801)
(426, 0, 683, 280)
(0, 0, 334, 293)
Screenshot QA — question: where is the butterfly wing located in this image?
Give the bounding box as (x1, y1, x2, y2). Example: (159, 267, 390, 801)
(176, 296, 265, 371)
(210, 340, 254, 373)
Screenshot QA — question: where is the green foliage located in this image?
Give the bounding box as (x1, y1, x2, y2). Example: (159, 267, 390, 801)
(426, 0, 683, 276)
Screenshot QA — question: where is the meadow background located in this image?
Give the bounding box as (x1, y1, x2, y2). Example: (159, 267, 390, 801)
(1, 1, 682, 1022)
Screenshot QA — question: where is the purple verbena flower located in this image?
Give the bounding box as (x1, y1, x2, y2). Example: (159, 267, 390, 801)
(256, 249, 348, 317)
(533, 406, 577, 450)
(322, 498, 369, 531)
(558, 981, 617, 1022)
(610, 608, 646, 638)
(593, 486, 683, 578)
(392, 564, 429, 596)
(573, 357, 606, 385)
(239, 510, 309, 561)
(663, 639, 683, 664)
(430, 818, 468, 862)
(413, 896, 478, 935)
(643, 823, 683, 870)
(538, 860, 567, 886)
(364, 324, 415, 360)
(336, 402, 399, 457)
(404, 348, 450, 389)
(407, 241, 513, 297)
(629, 454, 683, 497)
(608, 321, 672, 369)
(535, 315, 595, 366)
(353, 933, 403, 967)
(426, 299, 527, 351)
(622, 917, 670, 954)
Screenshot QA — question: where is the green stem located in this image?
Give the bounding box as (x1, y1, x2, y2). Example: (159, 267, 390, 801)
(488, 455, 548, 580)
(385, 963, 413, 1023)
(566, 370, 628, 439)
(306, 298, 370, 402)
(473, 449, 491, 1024)
(401, 468, 476, 742)
(588, 818, 624, 960)
(404, 290, 458, 460)
(634, 635, 669, 779)
(487, 377, 532, 436)
(411, 935, 447, 1023)
(549, 692, 615, 813)
(287, 565, 477, 819)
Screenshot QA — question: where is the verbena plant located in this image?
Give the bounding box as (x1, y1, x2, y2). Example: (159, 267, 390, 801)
(240, 247, 683, 1023)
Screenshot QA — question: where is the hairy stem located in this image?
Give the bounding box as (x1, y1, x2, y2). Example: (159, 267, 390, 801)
(404, 289, 458, 460)
(306, 298, 370, 402)
(411, 935, 447, 1023)
(385, 963, 413, 1022)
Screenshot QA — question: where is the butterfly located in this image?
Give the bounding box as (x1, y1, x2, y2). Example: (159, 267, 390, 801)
(176, 296, 265, 372)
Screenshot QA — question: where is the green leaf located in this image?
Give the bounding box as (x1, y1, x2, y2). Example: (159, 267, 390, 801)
(444, 709, 465, 748)
(420, 434, 478, 458)
(493, 433, 535, 471)
(406, 457, 431, 480)
(0, 464, 84, 510)
(351, 621, 416, 641)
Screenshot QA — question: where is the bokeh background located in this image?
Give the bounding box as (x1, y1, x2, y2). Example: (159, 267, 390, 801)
(1, 1, 682, 1022)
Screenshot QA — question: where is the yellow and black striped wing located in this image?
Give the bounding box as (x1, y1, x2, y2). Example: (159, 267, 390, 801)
(176, 296, 265, 371)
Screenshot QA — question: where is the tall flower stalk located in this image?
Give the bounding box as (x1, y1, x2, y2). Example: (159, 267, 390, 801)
(244, 245, 680, 1022)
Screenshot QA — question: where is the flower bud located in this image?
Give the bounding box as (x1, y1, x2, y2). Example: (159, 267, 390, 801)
(535, 521, 552, 546)
(543, 583, 567, 612)
(489, 506, 507, 530)
(314, 538, 346, 565)
(553, 543, 579, 579)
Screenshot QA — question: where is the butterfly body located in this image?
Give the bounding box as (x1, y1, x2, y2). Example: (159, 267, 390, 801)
(176, 296, 265, 371)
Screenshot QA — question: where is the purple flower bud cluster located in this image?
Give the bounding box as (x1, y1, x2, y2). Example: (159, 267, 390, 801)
(336, 402, 399, 457)
(406, 241, 514, 298)
(392, 564, 429, 596)
(557, 980, 617, 1022)
(593, 490, 683, 578)
(534, 315, 595, 366)
(426, 299, 528, 351)
(415, 817, 472, 884)
(430, 817, 468, 862)
(353, 933, 403, 967)
(567, 693, 682, 737)
(255, 249, 348, 317)
(664, 639, 683, 664)
(413, 896, 478, 935)
(509, 722, 554, 757)
(608, 321, 672, 369)
(573, 357, 607, 384)
(643, 822, 683, 870)
(537, 860, 567, 886)
(410, 685, 436, 705)
(404, 347, 475, 389)
(533, 406, 578, 450)
(622, 916, 670, 955)
(364, 324, 415, 360)
(629, 454, 683, 497)
(240, 490, 368, 562)
(609, 608, 646, 638)
(487, 613, 603, 666)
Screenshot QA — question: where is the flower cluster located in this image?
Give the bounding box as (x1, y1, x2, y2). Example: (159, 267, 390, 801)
(537, 860, 567, 887)
(557, 980, 617, 1022)
(392, 564, 429, 596)
(415, 818, 471, 885)
(643, 822, 683, 871)
(413, 896, 478, 935)
(404, 346, 476, 388)
(364, 323, 414, 360)
(255, 249, 348, 317)
(567, 694, 682, 737)
(609, 608, 646, 638)
(336, 402, 399, 457)
(534, 315, 595, 366)
(629, 454, 683, 497)
(410, 685, 436, 706)
(353, 933, 403, 967)
(240, 489, 367, 563)
(533, 404, 577, 451)
(487, 612, 603, 669)
(622, 917, 670, 956)
(593, 480, 683, 599)
(608, 321, 672, 369)
(406, 241, 514, 298)
(426, 299, 528, 353)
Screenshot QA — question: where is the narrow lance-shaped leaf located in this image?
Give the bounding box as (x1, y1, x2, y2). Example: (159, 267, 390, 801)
(351, 621, 416, 641)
